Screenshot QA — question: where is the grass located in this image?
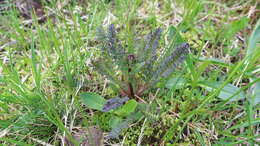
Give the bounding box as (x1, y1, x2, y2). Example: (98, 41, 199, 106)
(0, 0, 260, 145)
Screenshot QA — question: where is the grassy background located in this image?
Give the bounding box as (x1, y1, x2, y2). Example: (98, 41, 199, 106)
(0, 0, 259, 145)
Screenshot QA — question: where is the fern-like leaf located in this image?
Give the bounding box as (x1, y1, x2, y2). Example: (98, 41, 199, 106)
(151, 42, 190, 85)
(94, 24, 190, 98)
(141, 28, 162, 78)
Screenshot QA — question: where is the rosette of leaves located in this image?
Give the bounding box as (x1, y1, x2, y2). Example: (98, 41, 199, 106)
(80, 25, 190, 139)
(94, 24, 190, 99)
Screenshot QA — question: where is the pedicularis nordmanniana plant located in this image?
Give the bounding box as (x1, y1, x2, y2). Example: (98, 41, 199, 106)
(94, 24, 190, 99)
(80, 24, 190, 139)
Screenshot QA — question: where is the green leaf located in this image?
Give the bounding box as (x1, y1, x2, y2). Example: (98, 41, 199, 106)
(228, 119, 260, 131)
(252, 81, 260, 106)
(80, 92, 106, 111)
(224, 16, 249, 40)
(201, 81, 245, 102)
(197, 57, 229, 67)
(109, 116, 123, 129)
(177, 0, 202, 32)
(114, 99, 138, 116)
(166, 77, 186, 89)
(247, 19, 260, 57)
(167, 26, 185, 46)
(0, 138, 31, 146)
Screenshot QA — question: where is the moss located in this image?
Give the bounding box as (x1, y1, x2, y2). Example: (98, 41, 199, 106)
(91, 112, 112, 131)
